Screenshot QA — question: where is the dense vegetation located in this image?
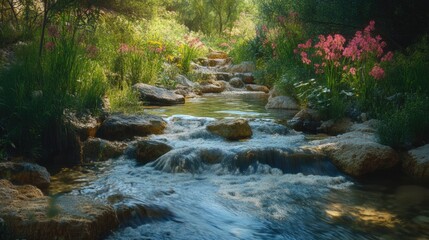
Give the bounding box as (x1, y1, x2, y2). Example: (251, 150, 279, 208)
(0, 0, 428, 161)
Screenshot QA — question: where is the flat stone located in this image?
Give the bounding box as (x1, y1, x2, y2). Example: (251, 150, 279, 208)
(0, 180, 118, 240)
(305, 131, 399, 176)
(97, 114, 167, 141)
(134, 83, 185, 106)
(246, 84, 270, 93)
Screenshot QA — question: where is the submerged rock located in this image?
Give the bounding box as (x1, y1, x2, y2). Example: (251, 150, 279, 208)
(97, 114, 167, 141)
(265, 96, 300, 110)
(135, 140, 173, 164)
(305, 131, 399, 177)
(0, 180, 118, 240)
(207, 119, 252, 140)
(403, 144, 429, 181)
(82, 138, 127, 162)
(0, 162, 50, 190)
(134, 83, 185, 106)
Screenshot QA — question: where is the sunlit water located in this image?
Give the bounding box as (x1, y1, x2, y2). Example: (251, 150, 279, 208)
(51, 93, 429, 240)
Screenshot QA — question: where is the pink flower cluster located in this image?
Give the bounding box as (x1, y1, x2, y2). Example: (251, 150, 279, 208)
(184, 35, 204, 49)
(343, 21, 386, 61)
(295, 21, 393, 80)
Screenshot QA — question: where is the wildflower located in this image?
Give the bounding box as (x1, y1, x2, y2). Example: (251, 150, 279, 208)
(349, 67, 357, 75)
(369, 65, 385, 80)
(381, 51, 394, 62)
(300, 52, 311, 65)
(118, 43, 130, 54)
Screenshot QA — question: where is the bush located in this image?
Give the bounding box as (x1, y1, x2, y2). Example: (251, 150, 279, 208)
(377, 95, 429, 149)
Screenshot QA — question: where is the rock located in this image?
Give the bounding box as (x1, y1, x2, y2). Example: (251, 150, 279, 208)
(229, 77, 245, 88)
(199, 81, 226, 93)
(403, 144, 429, 181)
(0, 180, 118, 240)
(349, 119, 379, 133)
(207, 51, 228, 59)
(265, 96, 300, 110)
(97, 114, 167, 141)
(287, 108, 322, 132)
(208, 58, 230, 67)
(305, 131, 399, 177)
(64, 111, 100, 141)
(228, 61, 255, 73)
(318, 118, 353, 135)
(134, 83, 185, 106)
(207, 119, 252, 140)
(235, 73, 255, 84)
(82, 138, 127, 162)
(136, 140, 173, 164)
(214, 72, 233, 81)
(175, 75, 196, 88)
(0, 162, 50, 190)
(246, 84, 270, 93)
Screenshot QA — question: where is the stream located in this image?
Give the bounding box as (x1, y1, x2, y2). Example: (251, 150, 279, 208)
(50, 92, 429, 240)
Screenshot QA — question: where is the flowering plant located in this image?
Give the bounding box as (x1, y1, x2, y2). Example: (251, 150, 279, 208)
(295, 21, 394, 106)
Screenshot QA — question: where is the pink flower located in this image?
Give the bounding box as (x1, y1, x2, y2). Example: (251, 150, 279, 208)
(118, 43, 130, 53)
(300, 52, 311, 64)
(349, 67, 357, 75)
(381, 51, 394, 62)
(369, 65, 385, 80)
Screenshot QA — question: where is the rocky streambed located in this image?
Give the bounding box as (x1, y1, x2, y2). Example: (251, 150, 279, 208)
(1, 53, 429, 239)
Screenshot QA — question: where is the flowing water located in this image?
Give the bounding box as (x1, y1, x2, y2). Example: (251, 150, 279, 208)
(51, 92, 429, 240)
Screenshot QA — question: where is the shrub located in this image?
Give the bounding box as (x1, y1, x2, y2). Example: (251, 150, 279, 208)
(377, 94, 429, 149)
(107, 83, 142, 114)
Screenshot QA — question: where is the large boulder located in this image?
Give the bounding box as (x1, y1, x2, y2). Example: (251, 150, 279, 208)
(246, 84, 270, 93)
(134, 83, 185, 106)
(135, 140, 173, 164)
(403, 144, 429, 181)
(0, 162, 50, 190)
(0, 180, 118, 240)
(97, 114, 167, 141)
(82, 138, 127, 162)
(265, 96, 300, 110)
(305, 131, 399, 177)
(207, 119, 252, 141)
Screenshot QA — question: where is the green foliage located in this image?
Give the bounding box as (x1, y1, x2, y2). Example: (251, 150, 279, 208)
(0, 18, 105, 158)
(383, 36, 429, 96)
(107, 84, 141, 114)
(377, 95, 429, 149)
